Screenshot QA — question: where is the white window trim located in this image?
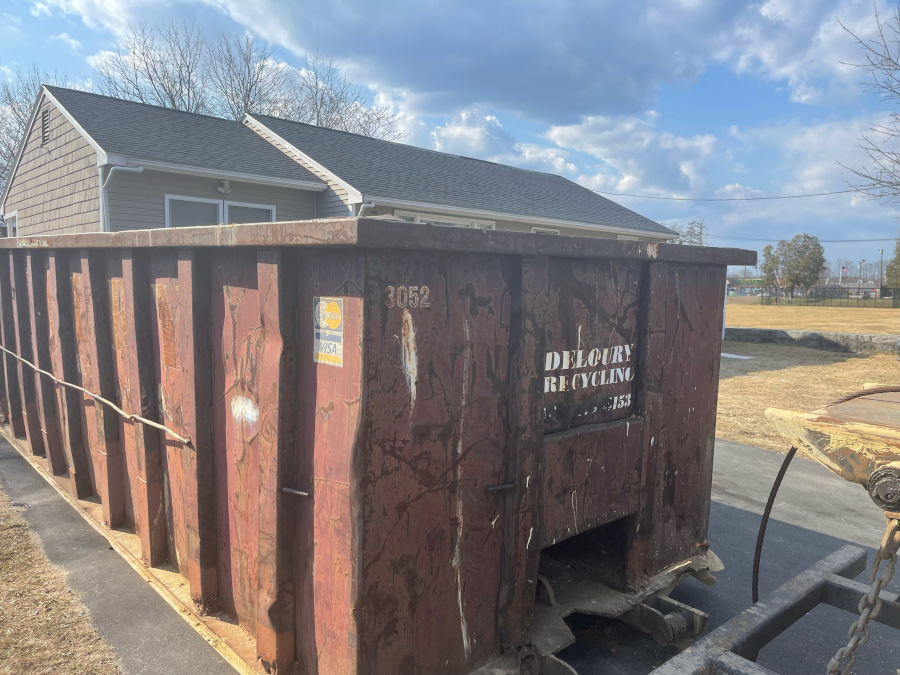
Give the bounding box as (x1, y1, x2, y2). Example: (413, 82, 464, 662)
(164, 194, 223, 229)
(395, 209, 495, 230)
(3, 210, 17, 238)
(531, 226, 560, 235)
(224, 200, 276, 224)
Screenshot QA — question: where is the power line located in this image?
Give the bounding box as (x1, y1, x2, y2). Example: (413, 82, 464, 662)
(594, 188, 856, 201)
(706, 234, 897, 243)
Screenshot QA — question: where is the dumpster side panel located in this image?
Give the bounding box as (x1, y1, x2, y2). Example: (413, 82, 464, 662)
(25, 251, 68, 476)
(0, 253, 25, 437)
(69, 254, 103, 498)
(211, 249, 265, 629)
(629, 262, 726, 584)
(163, 250, 219, 607)
(11, 251, 46, 457)
(114, 251, 167, 564)
(292, 251, 365, 675)
(357, 252, 512, 674)
(46, 251, 93, 496)
(148, 250, 192, 575)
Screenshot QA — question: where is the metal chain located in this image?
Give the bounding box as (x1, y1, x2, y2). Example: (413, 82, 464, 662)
(826, 517, 900, 675)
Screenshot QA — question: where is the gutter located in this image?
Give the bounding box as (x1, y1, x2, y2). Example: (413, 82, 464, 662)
(364, 196, 675, 241)
(101, 165, 144, 232)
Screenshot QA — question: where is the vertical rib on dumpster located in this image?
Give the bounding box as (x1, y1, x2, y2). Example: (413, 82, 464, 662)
(119, 251, 167, 564)
(301, 250, 363, 675)
(211, 249, 262, 629)
(11, 251, 46, 457)
(497, 255, 550, 650)
(47, 251, 93, 498)
(72, 252, 123, 518)
(254, 250, 294, 671)
(157, 250, 218, 607)
(0, 253, 24, 437)
(26, 251, 68, 477)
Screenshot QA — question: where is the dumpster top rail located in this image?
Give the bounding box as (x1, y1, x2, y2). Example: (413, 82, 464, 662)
(0, 217, 757, 264)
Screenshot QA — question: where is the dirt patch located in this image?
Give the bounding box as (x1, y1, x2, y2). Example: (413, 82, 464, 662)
(0, 484, 119, 675)
(716, 341, 900, 453)
(725, 303, 900, 335)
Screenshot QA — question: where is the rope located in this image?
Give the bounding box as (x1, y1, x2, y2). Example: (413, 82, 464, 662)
(0, 343, 192, 447)
(752, 446, 798, 604)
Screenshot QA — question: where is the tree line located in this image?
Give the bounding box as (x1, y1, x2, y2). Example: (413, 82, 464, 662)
(0, 22, 404, 192)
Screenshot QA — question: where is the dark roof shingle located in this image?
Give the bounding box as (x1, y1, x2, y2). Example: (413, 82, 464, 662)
(252, 114, 673, 236)
(45, 86, 323, 186)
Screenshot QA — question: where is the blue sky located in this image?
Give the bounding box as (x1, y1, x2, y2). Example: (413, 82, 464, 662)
(2, 0, 899, 268)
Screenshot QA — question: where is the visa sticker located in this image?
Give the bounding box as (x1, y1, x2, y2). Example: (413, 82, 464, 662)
(313, 297, 343, 367)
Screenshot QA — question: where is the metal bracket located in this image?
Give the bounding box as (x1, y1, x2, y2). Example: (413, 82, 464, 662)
(620, 595, 709, 645)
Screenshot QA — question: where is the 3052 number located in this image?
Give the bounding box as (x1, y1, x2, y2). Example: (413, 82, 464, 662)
(385, 285, 430, 308)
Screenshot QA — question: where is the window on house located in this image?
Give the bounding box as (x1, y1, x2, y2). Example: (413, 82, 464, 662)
(5, 215, 16, 238)
(41, 108, 51, 144)
(394, 209, 494, 229)
(224, 201, 276, 224)
(165, 195, 223, 228)
(531, 227, 560, 235)
(164, 195, 276, 228)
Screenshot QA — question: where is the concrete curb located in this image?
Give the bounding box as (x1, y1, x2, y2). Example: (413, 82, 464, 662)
(725, 327, 900, 354)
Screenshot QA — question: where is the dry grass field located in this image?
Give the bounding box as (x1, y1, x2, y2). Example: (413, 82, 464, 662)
(716, 341, 900, 453)
(0, 485, 119, 675)
(726, 302, 900, 335)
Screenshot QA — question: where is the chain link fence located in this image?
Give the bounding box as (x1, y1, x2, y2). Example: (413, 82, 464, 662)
(746, 286, 900, 308)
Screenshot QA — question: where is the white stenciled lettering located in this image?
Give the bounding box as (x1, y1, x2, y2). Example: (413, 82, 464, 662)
(545, 351, 561, 372)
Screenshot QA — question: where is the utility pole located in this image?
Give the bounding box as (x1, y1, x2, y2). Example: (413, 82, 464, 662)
(879, 248, 885, 291)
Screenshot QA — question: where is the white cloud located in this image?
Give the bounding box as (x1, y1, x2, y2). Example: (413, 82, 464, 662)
(424, 109, 579, 175)
(431, 111, 513, 156)
(548, 113, 717, 195)
(50, 32, 81, 53)
(715, 0, 888, 104)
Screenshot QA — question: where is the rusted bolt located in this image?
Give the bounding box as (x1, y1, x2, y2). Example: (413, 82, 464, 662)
(281, 487, 310, 497)
(868, 462, 900, 511)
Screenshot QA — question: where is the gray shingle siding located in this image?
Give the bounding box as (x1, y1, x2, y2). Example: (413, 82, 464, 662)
(250, 115, 673, 236)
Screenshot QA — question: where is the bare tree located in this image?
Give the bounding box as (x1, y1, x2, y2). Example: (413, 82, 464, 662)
(94, 21, 210, 114)
(0, 66, 71, 193)
(289, 53, 404, 140)
(841, 5, 900, 200)
(669, 219, 705, 245)
(206, 35, 292, 120)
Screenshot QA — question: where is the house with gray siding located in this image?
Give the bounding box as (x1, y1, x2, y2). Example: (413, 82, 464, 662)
(1, 86, 326, 237)
(2, 85, 674, 242)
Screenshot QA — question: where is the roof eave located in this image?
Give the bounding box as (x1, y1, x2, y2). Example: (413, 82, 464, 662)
(363, 196, 675, 240)
(105, 157, 327, 192)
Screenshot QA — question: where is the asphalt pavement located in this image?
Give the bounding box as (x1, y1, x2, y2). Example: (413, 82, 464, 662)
(1, 435, 897, 674)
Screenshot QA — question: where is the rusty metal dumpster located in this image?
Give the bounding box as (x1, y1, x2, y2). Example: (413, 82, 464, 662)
(0, 218, 754, 674)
